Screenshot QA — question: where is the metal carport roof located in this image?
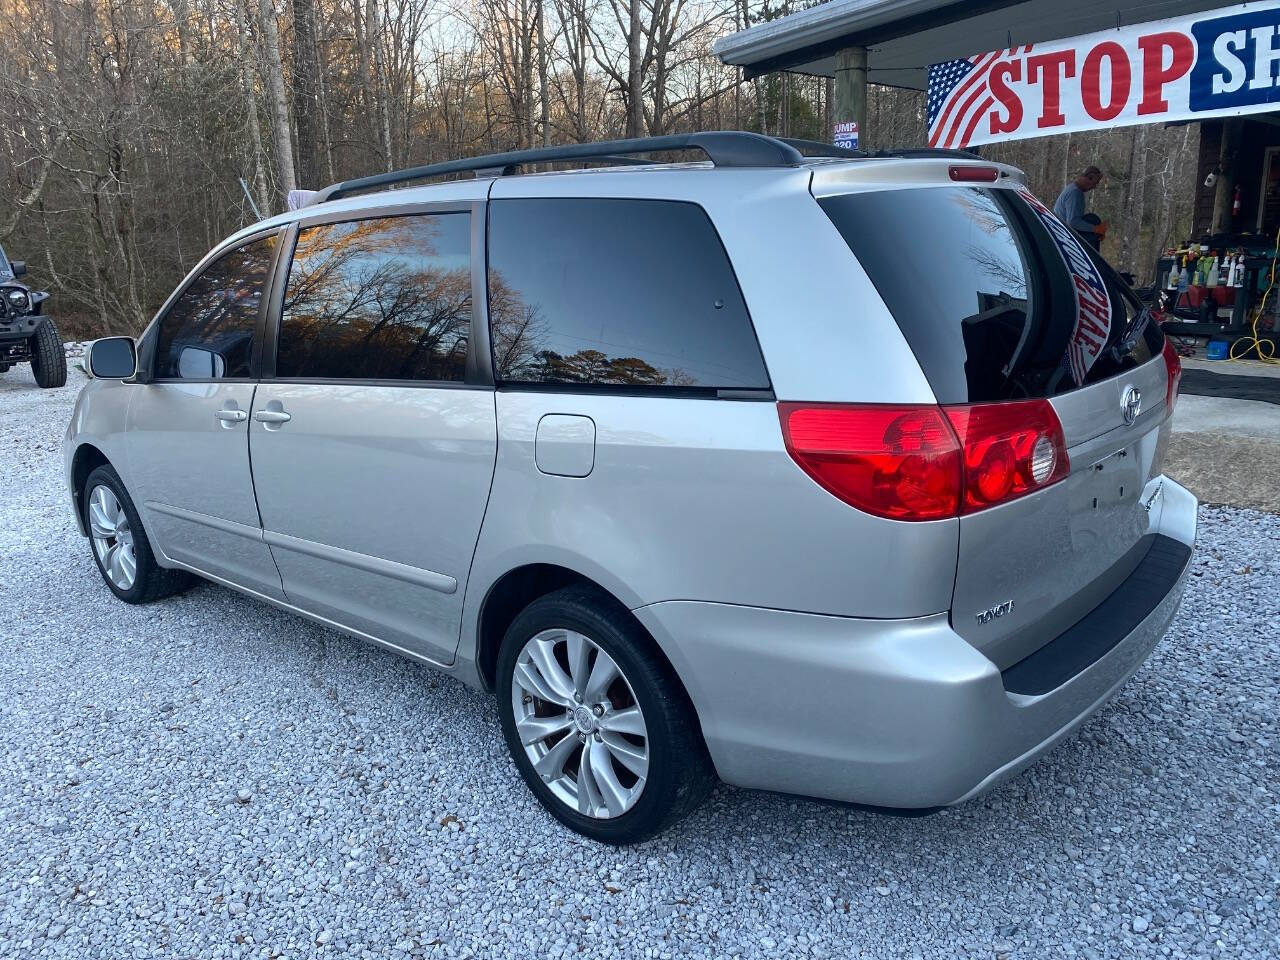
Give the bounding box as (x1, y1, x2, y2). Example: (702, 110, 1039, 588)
(713, 0, 1245, 88)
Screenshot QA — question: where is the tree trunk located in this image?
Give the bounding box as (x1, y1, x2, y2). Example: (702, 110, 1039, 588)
(292, 0, 323, 187)
(537, 0, 549, 147)
(234, 0, 271, 216)
(1120, 125, 1147, 274)
(258, 0, 297, 200)
(365, 0, 395, 170)
(627, 0, 642, 138)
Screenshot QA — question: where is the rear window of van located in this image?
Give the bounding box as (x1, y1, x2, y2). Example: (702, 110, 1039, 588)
(819, 187, 1158, 404)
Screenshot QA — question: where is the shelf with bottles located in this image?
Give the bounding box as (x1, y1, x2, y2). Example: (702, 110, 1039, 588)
(1153, 242, 1278, 331)
(1158, 244, 1247, 296)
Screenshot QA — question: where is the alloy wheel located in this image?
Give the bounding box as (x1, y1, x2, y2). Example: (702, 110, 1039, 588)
(510, 628, 649, 819)
(88, 484, 137, 591)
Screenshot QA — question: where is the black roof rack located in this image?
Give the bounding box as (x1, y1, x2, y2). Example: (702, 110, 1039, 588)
(308, 132, 814, 205)
(778, 137, 866, 160)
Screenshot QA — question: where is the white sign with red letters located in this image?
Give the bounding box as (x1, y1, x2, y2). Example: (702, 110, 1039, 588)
(928, 2, 1280, 149)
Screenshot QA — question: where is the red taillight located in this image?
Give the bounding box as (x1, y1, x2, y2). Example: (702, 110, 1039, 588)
(1162, 336, 1182, 413)
(778, 404, 961, 520)
(779, 400, 1070, 520)
(942, 400, 1069, 513)
(948, 164, 1000, 183)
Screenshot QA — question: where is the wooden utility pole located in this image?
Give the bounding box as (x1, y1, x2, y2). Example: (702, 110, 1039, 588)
(833, 46, 867, 147)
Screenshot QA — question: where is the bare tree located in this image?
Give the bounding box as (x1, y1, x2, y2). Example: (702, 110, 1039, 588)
(293, 0, 325, 186)
(258, 0, 297, 199)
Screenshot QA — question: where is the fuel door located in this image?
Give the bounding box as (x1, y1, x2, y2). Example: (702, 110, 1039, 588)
(535, 414, 596, 478)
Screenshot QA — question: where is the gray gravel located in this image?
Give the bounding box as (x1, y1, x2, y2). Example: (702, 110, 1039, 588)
(2, 369, 1278, 959)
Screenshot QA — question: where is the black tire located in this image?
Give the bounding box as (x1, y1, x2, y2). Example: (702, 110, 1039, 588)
(0, 362, 9, 373)
(83, 464, 194, 604)
(30, 318, 67, 388)
(496, 586, 715, 844)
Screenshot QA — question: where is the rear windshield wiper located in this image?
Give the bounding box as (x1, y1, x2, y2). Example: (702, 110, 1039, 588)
(1107, 303, 1152, 363)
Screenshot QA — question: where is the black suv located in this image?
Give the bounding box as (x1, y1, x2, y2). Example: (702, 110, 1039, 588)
(0, 244, 66, 388)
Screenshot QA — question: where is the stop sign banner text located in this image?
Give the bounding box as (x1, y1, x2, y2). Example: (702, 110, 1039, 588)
(927, 2, 1280, 149)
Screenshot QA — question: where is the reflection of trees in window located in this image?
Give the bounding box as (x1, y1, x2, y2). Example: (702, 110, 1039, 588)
(950, 189, 1028, 302)
(157, 235, 276, 378)
(488, 270, 703, 387)
(488, 270, 548, 381)
(964, 245, 1028, 305)
(279, 215, 471, 381)
(531, 349, 666, 385)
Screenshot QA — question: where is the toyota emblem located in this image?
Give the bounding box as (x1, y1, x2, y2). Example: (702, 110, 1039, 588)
(1121, 385, 1142, 425)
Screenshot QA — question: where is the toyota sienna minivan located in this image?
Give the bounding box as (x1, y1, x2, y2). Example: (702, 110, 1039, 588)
(64, 133, 1195, 844)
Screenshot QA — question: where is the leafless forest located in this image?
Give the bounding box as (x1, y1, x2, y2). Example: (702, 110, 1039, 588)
(0, 0, 1202, 337)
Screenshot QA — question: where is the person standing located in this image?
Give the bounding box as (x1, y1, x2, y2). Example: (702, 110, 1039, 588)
(1053, 166, 1106, 250)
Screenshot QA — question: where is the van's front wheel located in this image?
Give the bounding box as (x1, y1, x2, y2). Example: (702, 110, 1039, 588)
(495, 587, 714, 844)
(83, 464, 193, 603)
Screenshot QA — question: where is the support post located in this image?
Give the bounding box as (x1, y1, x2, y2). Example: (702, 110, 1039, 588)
(1211, 117, 1243, 234)
(833, 46, 868, 148)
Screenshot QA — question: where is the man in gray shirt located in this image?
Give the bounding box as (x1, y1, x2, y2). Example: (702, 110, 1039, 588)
(1054, 166, 1105, 249)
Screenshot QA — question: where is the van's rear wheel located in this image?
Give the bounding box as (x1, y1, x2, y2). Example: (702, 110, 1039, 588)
(496, 586, 714, 844)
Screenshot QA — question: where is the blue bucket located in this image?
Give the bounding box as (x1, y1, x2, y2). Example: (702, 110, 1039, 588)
(1206, 339, 1229, 360)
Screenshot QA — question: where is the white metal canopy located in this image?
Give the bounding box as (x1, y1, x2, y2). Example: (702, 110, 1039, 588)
(713, 0, 1243, 89)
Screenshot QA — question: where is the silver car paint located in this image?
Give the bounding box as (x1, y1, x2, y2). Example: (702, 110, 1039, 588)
(464, 390, 959, 631)
(127, 381, 286, 599)
(63, 158, 1197, 811)
(64, 377, 134, 534)
(634, 478, 1196, 808)
(950, 351, 1175, 669)
(248, 382, 497, 665)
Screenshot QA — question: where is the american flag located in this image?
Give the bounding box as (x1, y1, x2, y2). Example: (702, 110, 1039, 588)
(927, 47, 1032, 150)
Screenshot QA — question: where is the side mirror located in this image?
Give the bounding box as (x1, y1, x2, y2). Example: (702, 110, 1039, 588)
(9, 261, 25, 277)
(89, 337, 137, 379)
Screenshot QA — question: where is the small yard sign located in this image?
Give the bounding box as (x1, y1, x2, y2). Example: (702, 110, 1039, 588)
(833, 121, 859, 150)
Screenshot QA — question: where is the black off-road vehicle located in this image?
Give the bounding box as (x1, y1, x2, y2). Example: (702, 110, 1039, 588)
(0, 243, 66, 388)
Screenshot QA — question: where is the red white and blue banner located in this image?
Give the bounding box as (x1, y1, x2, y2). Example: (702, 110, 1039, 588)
(928, 2, 1280, 149)
(1019, 190, 1113, 385)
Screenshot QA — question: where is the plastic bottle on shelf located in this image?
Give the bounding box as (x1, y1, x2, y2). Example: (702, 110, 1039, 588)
(1207, 255, 1219, 288)
(1178, 256, 1190, 293)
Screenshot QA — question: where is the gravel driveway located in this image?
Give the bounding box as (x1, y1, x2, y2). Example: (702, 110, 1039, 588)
(2, 369, 1277, 959)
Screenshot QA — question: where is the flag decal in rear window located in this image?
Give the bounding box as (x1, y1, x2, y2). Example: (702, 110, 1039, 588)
(1019, 189, 1112, 386)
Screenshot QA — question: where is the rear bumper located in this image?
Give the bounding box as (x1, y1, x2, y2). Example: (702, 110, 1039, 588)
(633, 477, 1197, 809)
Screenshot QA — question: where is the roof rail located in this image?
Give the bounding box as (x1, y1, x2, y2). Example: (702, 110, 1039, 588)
(777, 137, 865, 160)
(308, 132, 808, 205)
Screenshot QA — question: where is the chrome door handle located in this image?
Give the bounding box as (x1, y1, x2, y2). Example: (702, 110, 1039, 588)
(214, 409, 248, 422)
(253, 410, 292, 423)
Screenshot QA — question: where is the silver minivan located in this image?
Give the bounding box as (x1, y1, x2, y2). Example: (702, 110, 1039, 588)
(64, 133, 1196, 844)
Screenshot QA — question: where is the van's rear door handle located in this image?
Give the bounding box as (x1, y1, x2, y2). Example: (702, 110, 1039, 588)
(253, 410, 292, 423)
(214, 409, 248, 422)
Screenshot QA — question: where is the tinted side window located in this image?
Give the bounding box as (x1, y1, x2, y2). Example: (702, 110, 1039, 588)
(155, 235, 276, 380)
(488, 198, 769, 390)
(277, 213, 472, 382)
